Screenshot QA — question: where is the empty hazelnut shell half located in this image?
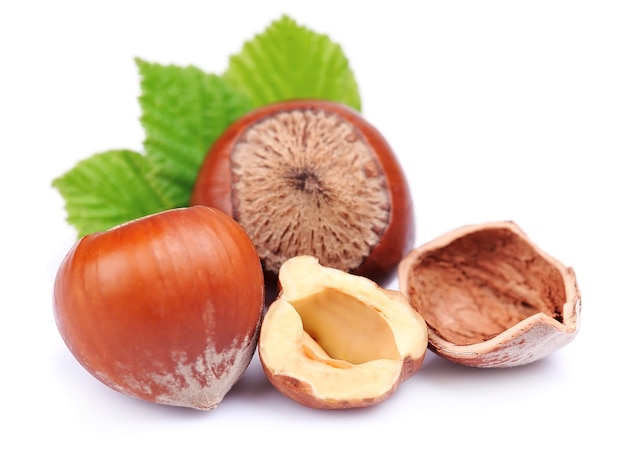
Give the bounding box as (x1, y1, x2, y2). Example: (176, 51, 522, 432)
(398, 221, 581, 368)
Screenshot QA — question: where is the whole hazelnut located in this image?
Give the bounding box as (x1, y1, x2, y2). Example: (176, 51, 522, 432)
(53, 206, 265, 409)
(190, 99, 414, 286)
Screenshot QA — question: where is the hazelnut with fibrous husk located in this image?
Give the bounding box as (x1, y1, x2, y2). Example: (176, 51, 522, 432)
(258, 255, 428, 409)
(398, 221, 581, 368)
(190, 99, 414, 287)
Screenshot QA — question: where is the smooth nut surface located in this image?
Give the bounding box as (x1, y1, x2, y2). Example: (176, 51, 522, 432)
(259, 256, 428, 409)
(53, 207, 265, 410)
(398, 221, 581, 368)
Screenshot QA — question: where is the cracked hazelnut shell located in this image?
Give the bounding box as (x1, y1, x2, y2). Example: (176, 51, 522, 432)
(258, 255, 428, 409)
(190, 99, 414, 286)
(53, 206, 265, 410)
(398, 221, 581, 368)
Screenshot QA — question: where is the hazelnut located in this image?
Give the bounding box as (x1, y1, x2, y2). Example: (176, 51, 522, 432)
(398, 221, 581, 368)
(53, 206, 265, 410)
(190, 99, 414, 286)
(258, 255, 428, 409)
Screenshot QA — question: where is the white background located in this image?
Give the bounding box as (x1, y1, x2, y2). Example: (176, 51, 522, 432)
(2, 1, 624, 457)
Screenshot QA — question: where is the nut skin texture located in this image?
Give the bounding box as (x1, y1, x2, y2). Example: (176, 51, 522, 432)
(263, 372, 387, 410)
(53, 206, 265, 410)
(263, 353, 426, 410)
(258, 256, 428, 409)
(190, 99, 415, 287)
(398, 221, 581, 368)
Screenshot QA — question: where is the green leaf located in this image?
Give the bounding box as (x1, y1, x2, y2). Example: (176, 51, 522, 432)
(137, 58, 252, 207)
(54, 16, 363, 238)
(52, 150, 169, 237)
(224, 15, 361, 111)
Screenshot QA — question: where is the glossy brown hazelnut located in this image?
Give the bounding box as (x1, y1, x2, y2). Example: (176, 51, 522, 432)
(53, 206, 265, 409)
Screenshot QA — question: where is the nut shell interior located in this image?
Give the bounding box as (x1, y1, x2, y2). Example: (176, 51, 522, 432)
(398, 221, 581, 367)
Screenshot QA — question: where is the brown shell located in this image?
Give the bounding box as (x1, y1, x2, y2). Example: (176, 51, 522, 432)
(398, 221, 581, 368)
(53, 207, 265, 409)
